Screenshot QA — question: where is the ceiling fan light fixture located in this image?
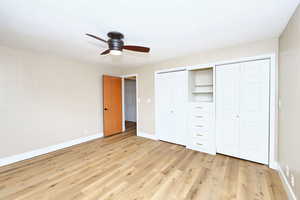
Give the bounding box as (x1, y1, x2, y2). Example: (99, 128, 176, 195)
(86, 31, 150, 56)
(110, 50, 122, 56)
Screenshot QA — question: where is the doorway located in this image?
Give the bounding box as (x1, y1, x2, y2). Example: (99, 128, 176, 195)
(122, 75, 138, 135)
(103, 75, 123, 136)
(102, 74, 138, 137)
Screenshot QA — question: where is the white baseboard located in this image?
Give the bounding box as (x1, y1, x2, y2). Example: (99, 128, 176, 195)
(137, 131, 158, 140)
(269, 160, 279, 170)
(0, 133, 103, 167)
(277, 162, 297, 200)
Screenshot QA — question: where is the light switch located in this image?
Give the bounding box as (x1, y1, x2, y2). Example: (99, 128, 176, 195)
(147, 98, 151, 103)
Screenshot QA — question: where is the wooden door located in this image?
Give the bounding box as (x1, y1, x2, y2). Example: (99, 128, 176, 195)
(216, 63, 240, 158)
(239, 59, 270, 164)
(103, 75, 122, 136)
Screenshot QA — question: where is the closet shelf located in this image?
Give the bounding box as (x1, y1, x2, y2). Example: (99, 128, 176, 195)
(196, 100, 213, 102)
(194, 83, 213, 87)
(192, 91, 213, 94)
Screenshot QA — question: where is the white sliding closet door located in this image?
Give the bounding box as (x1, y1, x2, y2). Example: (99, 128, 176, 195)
(216, 63, 240, 158)
(216, 59, 270, 164)
(239, 60, 270, 164)
(172, 71, 187, 145)
(156, 70, 187, 145)
(156, 72, 173, 143)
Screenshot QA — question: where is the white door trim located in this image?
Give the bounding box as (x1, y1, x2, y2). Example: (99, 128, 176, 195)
(269, 54, 278, 169)
(155, 66, 187, 74)
(121, 74, 139, 136)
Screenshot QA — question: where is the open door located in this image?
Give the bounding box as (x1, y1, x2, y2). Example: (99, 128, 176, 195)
(103, 75, 122, 136)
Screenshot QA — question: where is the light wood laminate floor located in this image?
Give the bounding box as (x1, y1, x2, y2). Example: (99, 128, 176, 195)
(0, 131, 287, 200)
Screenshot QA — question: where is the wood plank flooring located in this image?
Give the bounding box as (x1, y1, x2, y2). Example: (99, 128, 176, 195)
(125, 121, 137, 131)
(0, 131, 287, 200)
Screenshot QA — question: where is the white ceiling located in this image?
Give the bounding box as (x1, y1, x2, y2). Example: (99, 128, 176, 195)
(0, 0, 299, 68)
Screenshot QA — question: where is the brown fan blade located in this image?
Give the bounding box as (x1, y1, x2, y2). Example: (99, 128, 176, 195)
(100, 49, 110, 55)
(123, 45, 150, 53)
(86, 33, 107, 43)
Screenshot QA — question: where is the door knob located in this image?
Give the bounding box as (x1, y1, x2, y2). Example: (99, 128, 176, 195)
(104, 108, 108, 111)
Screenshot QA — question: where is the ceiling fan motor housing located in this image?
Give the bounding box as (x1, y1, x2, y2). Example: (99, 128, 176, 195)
(108, 39, 124, 51)
(107, 32, 124, 51)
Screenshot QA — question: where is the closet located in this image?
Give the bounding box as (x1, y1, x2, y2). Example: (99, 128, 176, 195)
(187, 67, 215, 154)
(155, 70, 187, 145)
(216, 59, 270, 164)
(155, 58, 271, 165)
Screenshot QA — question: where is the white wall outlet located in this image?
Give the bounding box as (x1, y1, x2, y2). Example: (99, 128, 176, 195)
(286, 165, 290, 177)
(291, 174, 295, 187)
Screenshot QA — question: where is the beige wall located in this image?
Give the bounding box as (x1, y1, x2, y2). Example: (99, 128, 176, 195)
(0, 45, 121, 158)
(279, 4, 300, 198)
(0, 37, 281, 166)
(123, 38, 278, 135)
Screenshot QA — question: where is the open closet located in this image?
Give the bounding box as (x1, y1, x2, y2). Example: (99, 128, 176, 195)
(155, 58, 271, 165)
(187, 67, 215, 154)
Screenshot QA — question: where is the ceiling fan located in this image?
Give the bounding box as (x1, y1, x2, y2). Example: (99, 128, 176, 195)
(86, 31, 150, 56)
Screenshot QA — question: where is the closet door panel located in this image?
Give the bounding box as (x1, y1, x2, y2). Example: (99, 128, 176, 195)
(156, 71, 187, 145)
(216, 64, 240, 157)
(156, 73, 174, 143)
(239, 60, 270, 164)
(171, 71, 188, 145)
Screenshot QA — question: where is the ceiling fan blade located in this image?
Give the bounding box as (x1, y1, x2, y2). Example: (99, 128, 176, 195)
(86, 33, 107, 43)
(123, 45, 150, 53)
(100, 49, 110, 55)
